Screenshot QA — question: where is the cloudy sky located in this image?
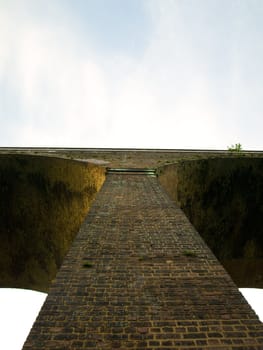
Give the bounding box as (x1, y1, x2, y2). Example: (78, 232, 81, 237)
(1, 0, 263, 149)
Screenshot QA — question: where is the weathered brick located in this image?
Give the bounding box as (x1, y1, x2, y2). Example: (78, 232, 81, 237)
(22, 172, 263, 349)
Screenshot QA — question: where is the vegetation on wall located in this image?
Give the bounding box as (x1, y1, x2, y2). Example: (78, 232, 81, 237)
(227, 143, 243, 152)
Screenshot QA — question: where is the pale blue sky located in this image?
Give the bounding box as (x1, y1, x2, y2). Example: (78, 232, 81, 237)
(1, 0, 263, 148)
(62, 0, 152, 54)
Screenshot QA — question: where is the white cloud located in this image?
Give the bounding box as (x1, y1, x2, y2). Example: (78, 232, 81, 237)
(108, 0, 225, 148)
(1, 0, 263, 148)
(0, 1, 112, 146)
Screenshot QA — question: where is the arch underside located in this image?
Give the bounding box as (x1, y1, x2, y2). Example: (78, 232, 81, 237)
(0, 154, 105, 292)
(158, 157, 263, 288)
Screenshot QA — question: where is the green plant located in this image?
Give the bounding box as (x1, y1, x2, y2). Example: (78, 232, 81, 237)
(138, 254, 149, 261)
(82, 261, 93, 268)
(227, 143, 242, 152)
(182, 250, 197, 257)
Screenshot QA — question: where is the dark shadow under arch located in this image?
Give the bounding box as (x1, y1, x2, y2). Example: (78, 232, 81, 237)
(158, 157, 263, 288)
(0, 154, 105, 292)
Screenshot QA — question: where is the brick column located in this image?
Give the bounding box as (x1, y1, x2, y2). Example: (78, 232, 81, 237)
(23, 173, 263, 349)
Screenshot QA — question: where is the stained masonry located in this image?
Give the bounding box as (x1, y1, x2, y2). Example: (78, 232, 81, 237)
(23, 171, 263, 349)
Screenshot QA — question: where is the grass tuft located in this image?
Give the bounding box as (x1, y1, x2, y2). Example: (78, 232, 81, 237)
(82, 261, 93, 268)
(182, 250, 197, 258)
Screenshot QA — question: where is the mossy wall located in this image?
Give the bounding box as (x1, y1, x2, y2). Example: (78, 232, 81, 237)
(158, 157, 263, 287)
(0, 155, 105, 292)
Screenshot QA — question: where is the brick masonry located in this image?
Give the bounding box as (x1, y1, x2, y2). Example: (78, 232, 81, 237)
(23, 173, 263, 349)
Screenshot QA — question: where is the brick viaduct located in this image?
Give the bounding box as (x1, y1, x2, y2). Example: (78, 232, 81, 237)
(2, 149, 263, 349)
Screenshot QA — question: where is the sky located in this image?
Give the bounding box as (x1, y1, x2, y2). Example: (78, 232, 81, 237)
(0, 289, 47, 350)
(1, 0, 263, 149)
(0, 1, 263, 349)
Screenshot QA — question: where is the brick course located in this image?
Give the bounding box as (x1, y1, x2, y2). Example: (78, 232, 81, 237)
(23, 173, 263, 349)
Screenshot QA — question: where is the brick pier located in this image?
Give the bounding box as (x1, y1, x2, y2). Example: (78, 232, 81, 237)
(23, 172, 263, 349)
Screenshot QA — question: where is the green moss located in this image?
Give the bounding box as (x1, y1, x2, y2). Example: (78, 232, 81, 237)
(82, 261, 93, 268)
(138, 255, 148, 261)
(182, 250, 197, 257)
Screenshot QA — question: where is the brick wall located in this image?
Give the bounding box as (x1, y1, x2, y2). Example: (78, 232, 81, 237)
(23, 173, 263, 349)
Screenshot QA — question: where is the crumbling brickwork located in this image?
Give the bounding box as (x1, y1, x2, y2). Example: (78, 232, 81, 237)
(23, 172, 263, 349)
